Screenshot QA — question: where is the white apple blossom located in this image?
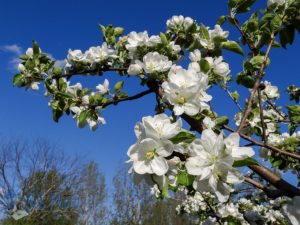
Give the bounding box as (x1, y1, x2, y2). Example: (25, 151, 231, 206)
(135, 52, 172, 74)
(127, 138, 171, 176)
(134, 113, 182, 141)
(66, 82, 82, 96)
(26, 48, 34, 58)
(70, 106, 105, 130)
(206, 56, 230, 79)
(170, 41, 181, 54)
(162, 66, 212, 116)
(283, 196, 300, 225)
(30, 82, 40, 91)
(202, 117, 215, 129)
(85, 42, 116, 64)
(199, 25, 229, 50)
(188, 62, 200, 73)
(18, 63, 26, 73)
(185, 129, 252, 202)
(125, 31, 161, 58)
(67, 49, 85, 62)
(189, 49, 201, 62)
(268, 0, 287, 5)
(96, 79, 110, 94)
(127, 63, 143, 75)
(166, 15, 194, 31)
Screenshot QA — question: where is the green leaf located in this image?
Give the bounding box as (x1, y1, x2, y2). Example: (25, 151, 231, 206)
(233, 157, 259, 167)
(270, 14, 282, 33)
(231, 91, 240, 101)
(279, 26, 295, 48)
(236, 74, 255, 88)
(114, 81, 124, 93)
(32, 40, 40, 55)
(52, 108, 63, 122)
(170, 130, 196, 144)
(13, 74, 26, 87)
(217, 15, 227, 25)
(53, 67, 63, 76)
(250, 55, 265, 69)
(177, 171, 194, 187)
(78, 110, 88, 128)
(200, 24, 210, 40)
(236, 0, 256, 14)
(160, 32, 168, 45)
(215, 116, 229, 126)
(200, 59, 210, 73)
(221, 41, 244, 56)
(162, 176, 170, 198)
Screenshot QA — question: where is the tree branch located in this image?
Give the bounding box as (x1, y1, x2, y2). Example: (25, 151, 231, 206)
(237, 37, 275, 133)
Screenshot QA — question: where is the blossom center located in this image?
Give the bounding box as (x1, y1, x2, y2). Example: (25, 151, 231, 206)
(177, 96, 185, 105)
(145, 150, 156, 160)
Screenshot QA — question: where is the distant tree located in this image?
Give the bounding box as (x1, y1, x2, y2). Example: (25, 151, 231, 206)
(0, 139, 80, 225)
(76, 162, 107, 225)
(110, 165, 192, 225)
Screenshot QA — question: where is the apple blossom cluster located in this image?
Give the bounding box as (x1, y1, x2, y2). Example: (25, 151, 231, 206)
(254, 81, 280, 102)
(66, 42, 117, 71)
(127, 115, 255, 203)
(185, 129, 254, 202)
(176, 194, 290, 225)
(162, 66, 212, 116)
(198, 25, 229, 50)
(235, 107, 283, 136)
(128, 52, 172, 76)
(166, 15, 194, 31)
(189, 49, 231, 83)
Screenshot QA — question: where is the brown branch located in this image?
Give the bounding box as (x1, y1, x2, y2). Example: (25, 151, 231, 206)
(237, 38, 275, 133)
(223, 86, 243, 112)
(257, 89, 267, 143)
(102, 89, 154, 108)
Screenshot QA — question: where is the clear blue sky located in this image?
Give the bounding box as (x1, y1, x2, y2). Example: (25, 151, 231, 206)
(0, 0, 299, 186)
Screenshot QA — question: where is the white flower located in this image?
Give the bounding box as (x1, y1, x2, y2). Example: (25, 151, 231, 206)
(167, 15, 194, 30)
(126, 31, 149, 51)
(150, 184, 161, 198)
(18, 64, 26, 73)
(188, 62, 200, 73)
(85, 42, 116, 64)
(162, 67, 212, 116)
(170, 41, 181, 54)
(206, 56, 230, 78)
(262, 81, 280, 100)
(81, 95, 89, 105)
(127, 63, 143, 75)
(96, 79, 110, 94)
(210, 25, 229, 39)
(199, 25, 229, 50)
(267, 133, 284, 145)
(127, 138, 171, 176)
(136, 52, 172, 74)
(224, 133, 255, 160)
(218, 203, 243, 219)
(67, 49, 85, 62)
(268, 0, 287, 5)
(66, 82, 82, 96)
(282, 196, 300, 225)
(203, 117, 215, 129)
(134, 113, 182, 141)
(185, 129, 246, 202)
(148, 35, 161, 46)
(26, 48, 34, 57)
(30, 82, 40, 91)
(87, 117, 106, 131)
(189, 49, 201, 62)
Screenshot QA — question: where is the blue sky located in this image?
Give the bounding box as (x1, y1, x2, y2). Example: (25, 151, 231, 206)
(0, 0, 299, 186)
